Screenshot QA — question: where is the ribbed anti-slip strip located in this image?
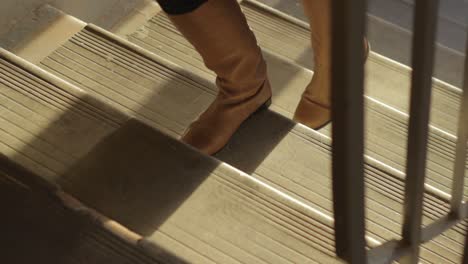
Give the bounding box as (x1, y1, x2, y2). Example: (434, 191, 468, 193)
(239, 0, 461, 133)
(118, 4, 465, 262)
(132, 6, 463, 205)
(2, 45, 339, 262)
(0, 157, 158, 264)
(28, 23, 460, 262)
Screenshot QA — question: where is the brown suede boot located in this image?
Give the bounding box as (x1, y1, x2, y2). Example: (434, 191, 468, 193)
(294, 0, 369, 130)
(168, 0, 272, 155)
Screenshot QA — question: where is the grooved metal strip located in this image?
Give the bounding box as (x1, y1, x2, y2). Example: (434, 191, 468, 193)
(0, 60, 121, 126)
(0, 163, 163, 264)
(55, 119, 344, 263)
(0, 57, 125, 181)
(239, 1, 461, 134)
(33, 29, 340, 262)
(1, 50, 340, 263)
(131, 8, 467, 204)
(146, 3, 462, 135)
(125, 0, 466, 232)
(32, 25, 464, 262)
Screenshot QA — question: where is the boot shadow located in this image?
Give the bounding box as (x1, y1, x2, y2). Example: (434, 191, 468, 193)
(1, 154, 189, 264)
(215, 108, 295, 174)
(58, 118, 218, 237)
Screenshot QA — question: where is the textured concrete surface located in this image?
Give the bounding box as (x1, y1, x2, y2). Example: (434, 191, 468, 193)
(0, 0, 464, 85)
(5, 23, 457, 261)
(0, 157, 168, 264)
(10, 5, 86, 64)
(1, 0, 466, 263)
(1, 48, 341, 263)
(0, 0, 145, 50)
(258, 0, 467, 51)
(257, 0, 467, 87)
(127, 4, 464, 200)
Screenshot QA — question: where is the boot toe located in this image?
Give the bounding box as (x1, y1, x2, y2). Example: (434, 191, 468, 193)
(181, 126, 226, 155)
(293, 98, 331, 130)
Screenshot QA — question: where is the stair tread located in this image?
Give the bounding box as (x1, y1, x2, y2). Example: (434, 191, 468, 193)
(368, 0, 467, 51)
(16, 24, 461, 262)
(60, 119, 340, 264)
(0, 51, 340, 263)
(130, 4, 464, 201)
(1, 2, 465, 261)
(124, 0, 467, 221)
(0, 157, 162, 264)
(244, 1, 463, 133)
(254, 0, 466, 88)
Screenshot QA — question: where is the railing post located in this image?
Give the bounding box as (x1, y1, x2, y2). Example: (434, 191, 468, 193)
(330, 1, 367, 263)
(464, 224, 468, 264)
(400, 0, 439, 263)
(450, 30, 468, 219)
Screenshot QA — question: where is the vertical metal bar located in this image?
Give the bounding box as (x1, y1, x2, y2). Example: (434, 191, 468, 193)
(400, 0, 439, 263)
(330, 1, 367, 263)
(450, 31, 468, 218)
(464, 227, 468, 264)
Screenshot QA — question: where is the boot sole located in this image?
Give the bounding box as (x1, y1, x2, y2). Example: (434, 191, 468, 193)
(257, 97, 272, 112)
(212, 97, 272, 156)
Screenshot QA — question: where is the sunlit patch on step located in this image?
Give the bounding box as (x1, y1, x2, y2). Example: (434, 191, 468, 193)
(10, 5, 86, 65)
(58, 119, 342, 263)
(0, 56, 124, 182)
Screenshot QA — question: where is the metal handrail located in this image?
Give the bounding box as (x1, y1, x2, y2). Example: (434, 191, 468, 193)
(330, 0, 468, 263)
(331, 1, 367, 263)
(450, 26, 468, 220)
(400, 1, 439, 263)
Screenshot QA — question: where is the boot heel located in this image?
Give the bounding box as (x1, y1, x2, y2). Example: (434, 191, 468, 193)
(262, 98, 272, 109)
(252, 98, 271, 115)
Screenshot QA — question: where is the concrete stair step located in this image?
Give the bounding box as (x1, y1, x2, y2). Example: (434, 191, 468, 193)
(1, 2, 465, 262)
(0, 156, 163, 264)
(0, 48, 341, 263)
(122, 0, 466, 220)
(368, 0, 467, 52)
(131, 0, 462, 134)
(115, 2, 465, 262)
(255, 0, 467, 88)
(258, 0, 468, 35)
(16, 17, 463, 262)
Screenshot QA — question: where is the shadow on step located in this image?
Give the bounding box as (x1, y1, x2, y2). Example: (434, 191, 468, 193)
(0, 155, 187, 264)
(3, 35, 327, 260)
(3, 88, 206, 262)
(215, 109, 295, 174)
(58, 119, 219, 237)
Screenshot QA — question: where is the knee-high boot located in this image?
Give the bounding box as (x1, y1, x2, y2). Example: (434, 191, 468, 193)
(167, 0, 272, 155)
(294, 0, 369, 129)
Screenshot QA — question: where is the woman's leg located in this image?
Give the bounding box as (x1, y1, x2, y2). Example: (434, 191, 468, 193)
(294, 0, 332, 129)
(157, 0, 272, 155)
(295, 0, 369, 129)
